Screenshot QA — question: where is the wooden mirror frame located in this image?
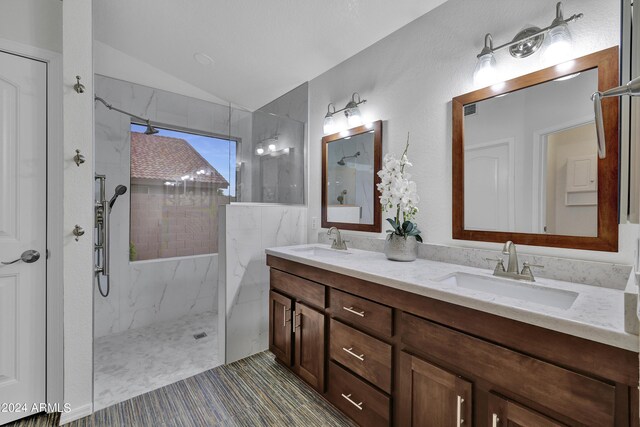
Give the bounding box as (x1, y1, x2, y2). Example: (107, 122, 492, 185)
(322, 120, 382, 232)
(452, 47, 619, 251)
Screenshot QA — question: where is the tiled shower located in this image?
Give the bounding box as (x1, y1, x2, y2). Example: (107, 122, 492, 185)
(93, 75, 307, 409)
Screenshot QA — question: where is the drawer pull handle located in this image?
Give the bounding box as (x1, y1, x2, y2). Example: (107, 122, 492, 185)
(295, 312, 302, 329)
(343, 306, 365, 317)
(282, 306, 291, 328)
(456, 396, 465, 426)
(491, 413, 499, 427)
(341, 393, 363, 411)
(342, 347, 365, 361)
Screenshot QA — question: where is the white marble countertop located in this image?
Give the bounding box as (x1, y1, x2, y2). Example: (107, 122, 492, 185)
(266, 244, 639, 352)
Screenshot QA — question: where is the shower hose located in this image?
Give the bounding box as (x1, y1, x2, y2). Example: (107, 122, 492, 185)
(96, 271, 110, 297)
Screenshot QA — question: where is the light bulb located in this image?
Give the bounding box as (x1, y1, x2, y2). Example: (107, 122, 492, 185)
(540, 23, 572, 66)
(323, 114, 336, 135)
(473, 52, 497, 87)
(256, 143, 264, 155)
(346, 106, 362, 127)
(268, 144, 276, 151)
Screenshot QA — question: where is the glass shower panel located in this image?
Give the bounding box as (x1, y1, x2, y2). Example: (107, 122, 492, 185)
(250, 110, 305, 204)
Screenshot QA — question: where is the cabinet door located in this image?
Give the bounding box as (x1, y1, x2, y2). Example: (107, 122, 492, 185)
(294, 302, 325, 391)
(269, 290, 293, 366)
(398, 351, 472, 427)
(487, 394, 566, 427)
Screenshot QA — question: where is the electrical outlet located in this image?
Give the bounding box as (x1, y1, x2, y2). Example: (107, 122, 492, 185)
(311, 217, 319, 230)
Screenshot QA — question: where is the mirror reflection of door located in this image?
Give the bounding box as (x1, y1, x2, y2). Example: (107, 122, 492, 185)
(464, 139, 514, 231)
(543, 122, 598, 237)
(463, 68, 599, 237)
(326, 132, 375, 224)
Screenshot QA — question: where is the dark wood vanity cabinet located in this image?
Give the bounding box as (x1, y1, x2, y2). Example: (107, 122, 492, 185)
(487, 394, 567, 427)
(398, 352, 473, 426)
(294, 302, 325, 391)
(268, 269, 325, 392)
(268, 290, 293, 366)
(267, 255, 639, 427)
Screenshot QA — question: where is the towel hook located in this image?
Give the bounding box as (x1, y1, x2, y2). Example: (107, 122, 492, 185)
(74, 75, 85, 94)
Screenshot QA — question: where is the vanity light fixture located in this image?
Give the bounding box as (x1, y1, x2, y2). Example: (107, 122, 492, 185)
(473, 35, 498, 87)
(473, 2, 583, 87)
(322, 93, 368, 135)
(255, 136, 279, 156)
(323, 104, 337, 135)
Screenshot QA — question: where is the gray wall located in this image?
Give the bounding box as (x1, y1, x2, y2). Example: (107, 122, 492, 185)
(306, 0, 638, 263)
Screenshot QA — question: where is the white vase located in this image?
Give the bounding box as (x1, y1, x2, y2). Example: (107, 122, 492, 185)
(384, 234, 418, 262)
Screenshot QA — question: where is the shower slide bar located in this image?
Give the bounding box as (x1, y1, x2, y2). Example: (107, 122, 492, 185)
(94, 174, 127, 298)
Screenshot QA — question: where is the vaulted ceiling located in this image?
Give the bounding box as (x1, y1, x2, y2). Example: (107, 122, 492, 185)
(93, 0, 448, 110)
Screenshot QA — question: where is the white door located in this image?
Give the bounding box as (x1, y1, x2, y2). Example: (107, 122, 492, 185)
(464, 141, 513, 231)
(0, 51, 47, 424)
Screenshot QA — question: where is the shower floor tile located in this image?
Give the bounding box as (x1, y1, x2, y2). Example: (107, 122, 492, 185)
(94, 310, 221, 410)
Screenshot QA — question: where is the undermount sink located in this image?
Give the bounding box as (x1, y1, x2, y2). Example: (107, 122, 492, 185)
(434, 272, 579, 310)
(291, 245, 352, 257)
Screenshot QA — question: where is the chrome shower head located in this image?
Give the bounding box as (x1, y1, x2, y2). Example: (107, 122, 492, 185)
(337, 151, 360, 166)
(144, 121, 159, 135)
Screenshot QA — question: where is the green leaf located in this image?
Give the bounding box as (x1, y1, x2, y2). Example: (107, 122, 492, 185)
(415, 235, 423, 243)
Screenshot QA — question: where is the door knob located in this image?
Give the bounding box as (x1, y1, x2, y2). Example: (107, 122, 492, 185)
(2, 250, 41, 265)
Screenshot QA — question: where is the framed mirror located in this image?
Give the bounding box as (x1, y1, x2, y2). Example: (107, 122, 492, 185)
(452, 47, 619, 251)
(322, 120, 382, 232)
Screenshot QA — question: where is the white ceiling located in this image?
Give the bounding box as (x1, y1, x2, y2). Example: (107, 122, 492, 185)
(93, 0, 448, 111)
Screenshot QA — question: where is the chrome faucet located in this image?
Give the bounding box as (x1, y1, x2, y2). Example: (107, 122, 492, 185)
(327, 227, 348, 250)
(502, 241, 519, 274)
(487, 241, 544, 281)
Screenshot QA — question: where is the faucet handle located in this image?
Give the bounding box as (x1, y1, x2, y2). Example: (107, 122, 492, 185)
(521, 262, 543, 281)
(485, 257, 505, 272)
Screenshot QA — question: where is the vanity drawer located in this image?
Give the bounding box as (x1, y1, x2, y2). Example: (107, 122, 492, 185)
(327, 361, 390, 427)
(400, 312, 616, 426)
(270, 269, 325, 309)
(329, 318, 392, 393)
(329, 288, 393, 337)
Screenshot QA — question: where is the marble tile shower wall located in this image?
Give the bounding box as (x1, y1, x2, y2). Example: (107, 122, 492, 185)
(94, 75, 253, 338)
(220, 204, 307, 363)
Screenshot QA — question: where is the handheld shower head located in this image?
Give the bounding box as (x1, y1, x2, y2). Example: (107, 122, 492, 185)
(108, 185, 128, 211)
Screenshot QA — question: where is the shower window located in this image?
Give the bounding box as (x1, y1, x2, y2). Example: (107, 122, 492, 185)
(129, 124, 237, 261)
